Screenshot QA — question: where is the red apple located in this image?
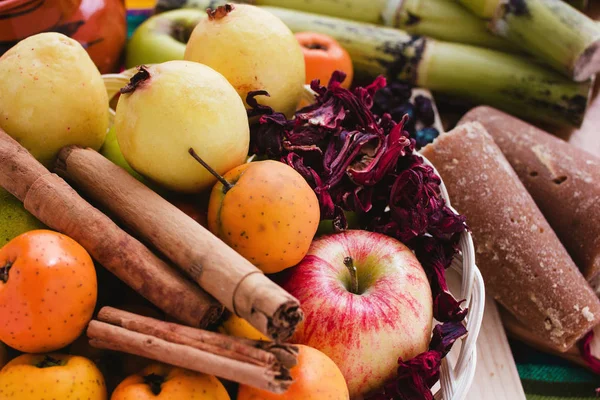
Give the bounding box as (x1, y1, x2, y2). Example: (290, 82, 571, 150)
(279, 230, 433, 398)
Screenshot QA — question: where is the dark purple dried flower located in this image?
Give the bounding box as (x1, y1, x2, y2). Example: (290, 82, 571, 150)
(430, 321, 468, 356)
(434, 292, 468, 323)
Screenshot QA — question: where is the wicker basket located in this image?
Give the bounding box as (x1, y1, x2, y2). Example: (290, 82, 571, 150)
(425, 156, 485, 400)
(102, 73, 485, 400)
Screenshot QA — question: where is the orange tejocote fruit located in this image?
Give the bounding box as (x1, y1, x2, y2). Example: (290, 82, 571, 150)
(0, 353, 107, 400)
(295, 32, 354, 89)
(237, 344, 349, 400)
(0, 230, 97, 353)
(204, 157, 320, 274)
(111, 363, 230, 400)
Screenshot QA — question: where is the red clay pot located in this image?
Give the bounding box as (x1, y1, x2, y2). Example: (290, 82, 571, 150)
(0, 0, 126, 73)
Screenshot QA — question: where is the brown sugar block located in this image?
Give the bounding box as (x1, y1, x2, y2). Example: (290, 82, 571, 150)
(420, 122, 600, 352)
(459, 106, 600, 291)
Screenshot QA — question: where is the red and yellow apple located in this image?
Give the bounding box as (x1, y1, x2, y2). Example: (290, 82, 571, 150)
(279, 230, 433, 398)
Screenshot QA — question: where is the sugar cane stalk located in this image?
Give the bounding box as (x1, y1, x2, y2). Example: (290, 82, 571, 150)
(155, 2, 591, 127)
(458, 0, 499, 18)
(460, 0, 600, 81)
(270, 6, 592, 127)
(156, 0, 516, 51)
(388, 0, 516, 52)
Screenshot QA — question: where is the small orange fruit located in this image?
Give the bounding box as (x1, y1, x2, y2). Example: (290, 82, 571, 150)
(111, 363, 230, 400)
(0, 230, 97, 353)
(237, 344, 349, 400)
(218, 313, 270, 342)
(0, 353, 107, 400)
(295, 32, 353, 89)
(206, 159, 320, 274)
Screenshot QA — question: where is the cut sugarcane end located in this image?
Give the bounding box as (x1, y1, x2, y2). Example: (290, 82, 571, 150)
(574, 40, 600, 82)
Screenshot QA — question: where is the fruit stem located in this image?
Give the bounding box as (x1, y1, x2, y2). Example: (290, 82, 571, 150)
(188, 148, 234, 193)
(36, 355, 65, 368)
(143, 373, 165, 395)
(343, 256, 359, 294)
(120, 65, 151, 94)
(207, 4, 234, 20)
(0, 260, 13, 284)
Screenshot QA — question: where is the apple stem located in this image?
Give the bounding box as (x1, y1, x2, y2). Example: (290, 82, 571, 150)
(188, 148, 234, 193)
(343, 256, 359, 294)
(0, 260, 13, 284)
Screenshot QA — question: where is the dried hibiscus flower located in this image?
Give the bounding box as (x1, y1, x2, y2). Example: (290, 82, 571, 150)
(247, 71, 468, 399)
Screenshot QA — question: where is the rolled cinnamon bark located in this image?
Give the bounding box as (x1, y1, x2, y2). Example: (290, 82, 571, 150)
(459, 106, 600, 292)
(56, 146, 303, 342)
(420, 122, 600, 351)
(0, 128, 221, 327)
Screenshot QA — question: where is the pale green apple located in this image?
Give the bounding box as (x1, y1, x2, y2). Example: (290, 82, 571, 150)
(100, 126, 146, 183)
(0, 188, 46, 246)
(125, 9, 206, 69)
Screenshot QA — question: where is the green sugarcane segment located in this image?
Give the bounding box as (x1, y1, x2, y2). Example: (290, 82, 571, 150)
(489, 0, 600, 81)
(420, 41, 590, 126)
(393, 0, 517, 52)
(264, 6, 590, 127)
(156, 0, 389, 23)
(156, 0, 518, 51)
(255, 0, 389, 24)
(457, 0, 500, 18)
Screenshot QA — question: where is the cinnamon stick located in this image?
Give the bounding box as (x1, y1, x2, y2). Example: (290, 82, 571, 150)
(88, 307, 297, 393)
(97, 307, 298, 369)
(56, 146, 303, 341)
(0, 128, 221, 327)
